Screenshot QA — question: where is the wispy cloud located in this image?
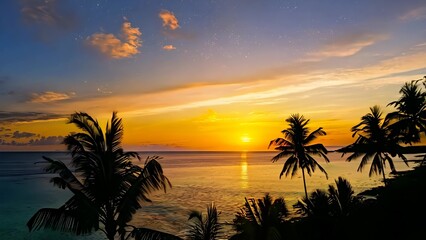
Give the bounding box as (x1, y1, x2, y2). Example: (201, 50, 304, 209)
(29, 91, 75, 103)
(126, 78, 350, 117)
(0, 135, 63, 146)
(159, 10, 180, 30)
(400, 6, 426, 21)
(87, 21, 142, 59)
(0, 127, 11, 132)
(11, 131, 38, 139)
(306, 33, 387, 61)
(0, 111, 67, 123)
(163, 44, 176, 51)
(20, 0, 75, 27)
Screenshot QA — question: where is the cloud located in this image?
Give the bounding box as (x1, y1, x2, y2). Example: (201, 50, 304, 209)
(0, 111, 67, 123)
(29, 136, 63, 145)
(306, 33, 387, 61)
(0, 135, 63, 146)
(87, 21, 142, 59)
(0, 127, 11, 132)
(11, 131, 38, 139)
(400, 6, 426, 21)
(29, 91, 75, 103)
(159, 10, 180, 30)
(126, 78, 349, 117)
(19, 0, 77, 34)
(163, 44, 176, 51)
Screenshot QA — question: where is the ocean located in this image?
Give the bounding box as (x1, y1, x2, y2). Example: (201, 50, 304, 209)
(0, 151, 415, 239)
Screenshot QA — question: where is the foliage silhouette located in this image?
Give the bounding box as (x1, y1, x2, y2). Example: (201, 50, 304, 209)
(269, 114, 329, 199)
(340, 106, 407, 186)
(27, 112, 182, 240)
(230, 193, 289, 240)
(387, 78, 426, 144)
(187, 203, 222, 240)
(293, 177, 361, 218)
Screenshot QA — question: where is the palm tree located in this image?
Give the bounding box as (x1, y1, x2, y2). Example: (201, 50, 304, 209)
(341, 106, 407, 186)
(27, 112, 182, 240)
(293, 189, 330, 218)
(293, 177, 361, 219)
(327, 177, 361, 217)
(187, 203, 222, 240)
(269, 114, 329, 199)
(387, 79, 426, 144)
(230, 193, 289, 240)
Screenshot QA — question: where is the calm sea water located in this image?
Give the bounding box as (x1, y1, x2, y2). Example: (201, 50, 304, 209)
(0, 151, 415, 239)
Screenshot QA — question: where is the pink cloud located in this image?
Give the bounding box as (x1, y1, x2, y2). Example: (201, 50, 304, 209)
(87, 21, 142, 59)
(159, 10, 180, 30)
(163, 44, 176, 51)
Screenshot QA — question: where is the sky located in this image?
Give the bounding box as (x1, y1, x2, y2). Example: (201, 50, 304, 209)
(0, 0, 426, 151)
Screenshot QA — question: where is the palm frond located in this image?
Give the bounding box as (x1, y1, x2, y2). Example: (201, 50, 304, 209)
(280, 156, 297, 178)
(68, 112, 105, 153)
(27, 208, 96, 235)
(116, 156, 171, 225)
(131, 227, 183, 240)
(42, 156, 85, 193)
(304, 127, 326, 144)
(187, 203, 222, 240)
(271, 150, 293, 163)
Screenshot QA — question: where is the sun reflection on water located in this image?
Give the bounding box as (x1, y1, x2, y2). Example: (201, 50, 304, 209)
(240, 152, 249, 189)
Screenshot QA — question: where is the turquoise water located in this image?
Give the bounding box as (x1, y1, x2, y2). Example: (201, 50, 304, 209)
(0, 151, 415, 239)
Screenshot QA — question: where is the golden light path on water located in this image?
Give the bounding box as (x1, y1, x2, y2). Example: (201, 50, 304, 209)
(240, 152, 249, 189)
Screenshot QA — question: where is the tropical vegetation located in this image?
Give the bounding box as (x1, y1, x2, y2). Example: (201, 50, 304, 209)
(27, 112, 181, 240)
(339, 106, 407, 185)
(387, 79, 426, 144)
(269, 114, 329, 199)
(187, 203, 223, 240)
(230, 193, 288, 240)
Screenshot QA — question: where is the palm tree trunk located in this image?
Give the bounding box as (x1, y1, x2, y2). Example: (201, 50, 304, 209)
(382, 167, 387, 186)
(301, 168, 308, 199)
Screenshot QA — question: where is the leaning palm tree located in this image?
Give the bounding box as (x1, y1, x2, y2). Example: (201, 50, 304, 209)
(230, 193, 288, 240)
(269, 114, 329, 199)
(187, 203, 222, 240)
(27, 112, 182, 240)
(387, 79, 426, 144)
(341, 106, 407, 186)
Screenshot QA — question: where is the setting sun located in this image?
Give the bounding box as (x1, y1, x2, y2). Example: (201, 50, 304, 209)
(241, 136, 251, 143)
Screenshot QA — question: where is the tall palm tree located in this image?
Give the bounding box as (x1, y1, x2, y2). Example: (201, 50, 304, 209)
(269, 114, 329, 199)
(27, 112, 182, 240)
(387, 79, 426, 144)
(230, 193, 289, 240)
(187, 203, 222, 240)
(341, 106, 407, 186)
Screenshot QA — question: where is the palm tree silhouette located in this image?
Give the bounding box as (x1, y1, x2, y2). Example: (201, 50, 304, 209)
(293, 189, 330, 218)
(187, 203, 222, 240)
(293, 177, 361, 218)
(387, 79, 426, 144)
(327, 177, 361, 217)
(27, 112, 182, 240)
(230, 193, 288, 240)
(269, 114, 329, 199)
(341, 106, 407, 186)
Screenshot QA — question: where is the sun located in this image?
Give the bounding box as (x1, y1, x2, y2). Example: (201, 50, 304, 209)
(241, 136, 251, 143)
